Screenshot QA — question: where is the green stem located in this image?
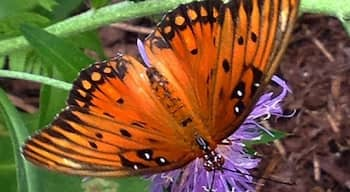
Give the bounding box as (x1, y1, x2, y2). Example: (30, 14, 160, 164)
(300, 0, 350, 34)
(0, 0, 349, 56)
(0, 70, 71, 90)
(0, 0, 194, 56)
(300, 0, 349, 16)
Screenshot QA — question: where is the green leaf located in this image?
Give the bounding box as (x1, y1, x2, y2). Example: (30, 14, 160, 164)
(116, 177, 149, 192)
(20, 24, 93, 81)
(37, 0, 58, 12)
(243, 129, 287, 155)
(37, 84, 68, 129)
(244, 129, 287, 152)
(82, 177, 149, 192)
(0, 12, 50, 40)
(31, 168, 83, 192)
(50, 0, 84, 21)
(26, 51, 45, 75)
(8, 50, 45, 75)
(8, 51, 27, 72)
(0, 0, 37, 18)
(68, 30, 105, 59)
(0, 88, 40, 192)
(90, 0, 110, 9)
(0, 127, 17, 192)
(0, 56, 6, 68)
(20, 112, 41, 134)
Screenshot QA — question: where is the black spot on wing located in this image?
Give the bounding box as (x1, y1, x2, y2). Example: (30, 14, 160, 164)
(238, 36, 244, 45)
(120, 155, 149, 170)
(181, 117, 193, 127)
(95, 133, 103, 139)
(251, 32, 258, 43)
(116, 98, 124, 104)
(190, 48, 198, 55)
(89, 141, 98, 149)
(222, 59, 231, 73)
(120, 129, 132, 138)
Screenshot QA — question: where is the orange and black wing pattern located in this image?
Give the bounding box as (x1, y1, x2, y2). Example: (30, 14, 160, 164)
(143, 0, 299, 143)
(22, 0, 299, 177)
(22, 55, 197, 176)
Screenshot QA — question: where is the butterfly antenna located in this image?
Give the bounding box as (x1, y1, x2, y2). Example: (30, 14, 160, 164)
(222, 167, 295, 186)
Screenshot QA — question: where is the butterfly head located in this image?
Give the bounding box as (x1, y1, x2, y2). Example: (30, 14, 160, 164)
(203, 150, 224, 172)
(196, 135, 224, 172)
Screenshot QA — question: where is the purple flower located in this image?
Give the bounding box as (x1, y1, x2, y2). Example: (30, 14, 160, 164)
(147, 76, 291, 192)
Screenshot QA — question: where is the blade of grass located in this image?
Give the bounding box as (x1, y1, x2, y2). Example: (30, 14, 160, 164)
(0, 69, 71, 90)
(0, 88, 40, 192)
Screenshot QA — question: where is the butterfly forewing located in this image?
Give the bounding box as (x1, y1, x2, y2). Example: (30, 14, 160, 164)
(211, 0, 299, 141)
(23, 0, 299, 177)
(144, 0, 299, 143)
(144, 0, 222, 126)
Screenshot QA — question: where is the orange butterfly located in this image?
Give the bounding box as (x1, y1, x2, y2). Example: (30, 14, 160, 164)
(22, 0, 299, 187)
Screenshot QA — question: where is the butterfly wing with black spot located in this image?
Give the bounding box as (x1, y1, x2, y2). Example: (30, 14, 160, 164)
(22, 55, 199, 176)
(143, 0, 299, 143)
(22, 0, 300, 176)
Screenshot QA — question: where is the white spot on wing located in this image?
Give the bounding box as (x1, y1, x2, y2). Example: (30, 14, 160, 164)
(237, 90, 243, 97)
(63, 158, 82, 168)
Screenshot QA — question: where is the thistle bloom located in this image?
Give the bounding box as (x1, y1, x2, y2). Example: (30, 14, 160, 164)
(147, 76, 291, 192)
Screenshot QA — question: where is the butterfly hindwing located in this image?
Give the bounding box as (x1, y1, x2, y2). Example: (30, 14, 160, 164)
(23, 55, 197, 176)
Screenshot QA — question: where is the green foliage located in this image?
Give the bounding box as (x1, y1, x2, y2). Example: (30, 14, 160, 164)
(244, 128, 287, 155)
(90, 0, 110, 9)
(0, 88, 39, 192)
(0, 12, 50, 40)
(20, 24, 92, 81)
(50, 0, 84, 21)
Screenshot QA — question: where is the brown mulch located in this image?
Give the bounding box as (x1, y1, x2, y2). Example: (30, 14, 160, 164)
(2, 10, 350, 192)
(258, 14, 350, 192)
